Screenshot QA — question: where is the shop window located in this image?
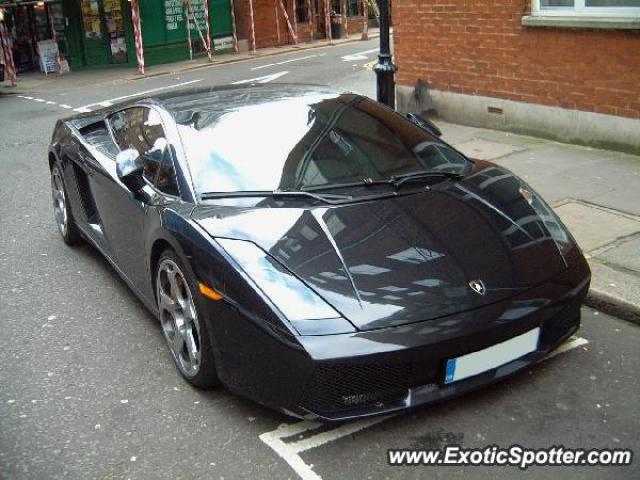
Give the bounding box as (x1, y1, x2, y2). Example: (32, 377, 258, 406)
(81, 0, 102, 40)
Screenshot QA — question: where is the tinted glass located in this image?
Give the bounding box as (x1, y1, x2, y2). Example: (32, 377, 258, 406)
(175, 93, 469, 195)
(156, 154, 180, 196)
(110, 107, 167, 183)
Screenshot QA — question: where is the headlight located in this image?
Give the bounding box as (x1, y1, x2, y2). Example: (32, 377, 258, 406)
(216, 238, 355, 335)
(520, 183, 577, 257)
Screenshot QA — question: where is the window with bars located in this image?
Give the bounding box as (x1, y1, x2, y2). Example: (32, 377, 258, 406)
(533, 0, 640, 15)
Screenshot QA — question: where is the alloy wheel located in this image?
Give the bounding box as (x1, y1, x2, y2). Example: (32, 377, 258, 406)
(156, 259, 202, 377)
(51, 168, 68, 237)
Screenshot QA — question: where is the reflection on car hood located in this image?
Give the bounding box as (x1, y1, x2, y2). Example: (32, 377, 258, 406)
(192, 162, 568, 331)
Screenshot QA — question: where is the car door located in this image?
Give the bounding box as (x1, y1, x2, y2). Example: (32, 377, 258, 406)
(91, 106, 176, 293)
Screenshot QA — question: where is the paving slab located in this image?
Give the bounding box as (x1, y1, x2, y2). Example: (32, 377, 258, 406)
(598, 236, 640, 273)
(553, 202, 640, 253)
(454, 138, 525, 160)
(493, 145, 640, 216)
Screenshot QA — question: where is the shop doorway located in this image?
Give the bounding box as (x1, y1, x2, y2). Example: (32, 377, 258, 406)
(80, 0, 130, 66)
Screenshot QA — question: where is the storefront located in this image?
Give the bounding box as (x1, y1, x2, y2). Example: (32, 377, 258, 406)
(64, 0, 235, 70)
(0, 0, 67, 73)
(136, 0, 234, 66)
(0, 0, 234, 74)
(62, 0, 135, 68)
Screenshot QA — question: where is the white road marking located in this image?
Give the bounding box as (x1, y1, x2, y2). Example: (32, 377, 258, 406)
(73, 107, 92, 113)
(251, 53, 326, 71)
(341, 48, 378, 61)
(363, 60, 376, 71)
(76, 78, 203, 110)
(15, 95, 74, 112)
(290, 415, 394, 454)
(544, 335, 589, 359)
(260, 425, 323, 480)
(260, 334, 589, 480)
(232, 71, 289, 85)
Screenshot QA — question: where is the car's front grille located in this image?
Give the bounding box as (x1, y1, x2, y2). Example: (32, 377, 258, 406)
(300, 360, 439, 416)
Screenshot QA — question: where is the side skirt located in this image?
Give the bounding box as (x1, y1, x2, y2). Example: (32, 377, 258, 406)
(76, 224, 159, 317)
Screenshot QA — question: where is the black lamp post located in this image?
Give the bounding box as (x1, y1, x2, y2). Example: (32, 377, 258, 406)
(373, 0, 397, 109)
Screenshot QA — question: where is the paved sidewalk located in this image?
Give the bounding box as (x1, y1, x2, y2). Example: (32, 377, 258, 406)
(0, 29, 379, 95)
(438, 120, 640, 323)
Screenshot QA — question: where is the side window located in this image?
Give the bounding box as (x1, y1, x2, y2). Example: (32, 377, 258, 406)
(109, 107, 179, 196)
(156, 154, 180, 197)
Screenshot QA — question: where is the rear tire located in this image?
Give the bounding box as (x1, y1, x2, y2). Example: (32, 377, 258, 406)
(51, 162, 81, 245)
(156, 249, 220, 388)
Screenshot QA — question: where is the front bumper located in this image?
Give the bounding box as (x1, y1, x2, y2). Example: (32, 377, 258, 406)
(207, 255, 590, 422)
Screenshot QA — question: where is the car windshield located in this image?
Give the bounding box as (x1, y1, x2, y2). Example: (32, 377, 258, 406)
(174, 92, 470, 196)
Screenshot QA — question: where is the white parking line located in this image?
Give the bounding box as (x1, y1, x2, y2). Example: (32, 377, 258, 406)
(289, 415, 395, 454)
(544, 335, 588, 359)
(76, 78, 204, 110)
(259, 335, 589, 480)
(251, 53, 326, 71)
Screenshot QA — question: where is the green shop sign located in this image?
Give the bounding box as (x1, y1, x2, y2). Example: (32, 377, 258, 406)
(138, 0, 233, 65)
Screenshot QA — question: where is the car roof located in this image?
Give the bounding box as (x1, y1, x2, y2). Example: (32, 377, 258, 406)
(64, 84, 344, 127)
(151, 83, 342, 118)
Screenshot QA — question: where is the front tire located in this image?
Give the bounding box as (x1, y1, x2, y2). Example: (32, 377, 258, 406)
(156, 249, 220, 388)
(51, 162, 81, 245)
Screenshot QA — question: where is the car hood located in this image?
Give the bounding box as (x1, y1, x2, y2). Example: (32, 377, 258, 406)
(192, 162, 568, 331)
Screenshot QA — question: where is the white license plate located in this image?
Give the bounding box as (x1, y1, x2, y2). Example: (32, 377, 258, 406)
(444, 327, 540, 384)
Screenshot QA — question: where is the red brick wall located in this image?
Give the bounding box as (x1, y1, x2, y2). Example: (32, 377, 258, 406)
(394, 0, 640, 119)
(239, 0, 364, 48)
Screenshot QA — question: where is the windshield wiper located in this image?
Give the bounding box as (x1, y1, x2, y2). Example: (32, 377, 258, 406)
(391, 170, 464, 188)
(302, 178, 391, 192)
(200, 190, 352, 205)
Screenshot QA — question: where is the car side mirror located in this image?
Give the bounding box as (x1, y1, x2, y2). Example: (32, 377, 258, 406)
(116, 148, 145, 191)
(406, 113, 443, 137)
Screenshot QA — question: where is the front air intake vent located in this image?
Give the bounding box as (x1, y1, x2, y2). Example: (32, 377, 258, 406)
(300, 360, 438, 415)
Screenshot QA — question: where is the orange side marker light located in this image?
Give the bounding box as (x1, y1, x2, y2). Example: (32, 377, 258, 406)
(199, 283, 223, 301)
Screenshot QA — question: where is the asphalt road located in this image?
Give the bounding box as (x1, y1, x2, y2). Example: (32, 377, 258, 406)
(1, 40, 639, 480)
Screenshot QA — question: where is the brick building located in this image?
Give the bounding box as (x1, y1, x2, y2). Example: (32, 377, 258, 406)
(235, 0, 367, 49)
(393, 0, 640, 153)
